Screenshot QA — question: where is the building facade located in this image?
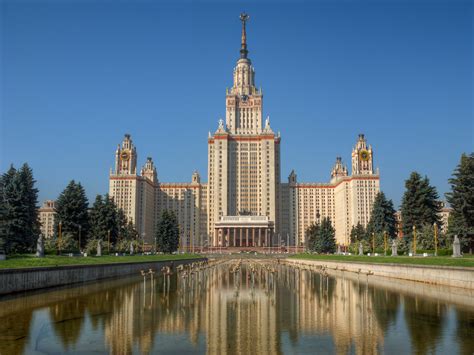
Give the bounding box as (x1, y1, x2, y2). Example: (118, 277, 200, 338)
(38, 200, 56, 238)
(109, 14, 380, 248)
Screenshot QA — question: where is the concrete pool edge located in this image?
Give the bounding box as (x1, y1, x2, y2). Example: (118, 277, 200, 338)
(285, 258, 474, 290)
(0, 258, 206, 296)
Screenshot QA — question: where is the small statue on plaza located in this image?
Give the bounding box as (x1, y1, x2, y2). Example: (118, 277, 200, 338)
(36, 233, 45, 258)
(97, 239, 102, 257)
(453, 235, 462, 257)
(391, 239, 398, 256)
(130, 242, 134, 255)
(358, 242, 363, 256)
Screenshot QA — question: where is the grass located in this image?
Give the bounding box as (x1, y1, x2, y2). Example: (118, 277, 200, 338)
(0, 254, 203, 269)
(289, 253, 474, 268)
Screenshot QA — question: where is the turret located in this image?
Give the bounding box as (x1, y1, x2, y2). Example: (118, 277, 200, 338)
(351, 134, 374, 175)
(331, 157, 348, 182)
(141, 157, 157, 183)
(113, 134, 137, 175)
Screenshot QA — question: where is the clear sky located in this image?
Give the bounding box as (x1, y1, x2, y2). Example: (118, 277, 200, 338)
(1, 0, 472, 208)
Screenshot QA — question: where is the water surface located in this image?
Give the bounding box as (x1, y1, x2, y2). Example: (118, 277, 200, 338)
(0, 260, 473, 354)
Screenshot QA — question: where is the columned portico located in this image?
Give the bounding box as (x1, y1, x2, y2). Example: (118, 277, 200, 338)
(214, 216, 274, 248)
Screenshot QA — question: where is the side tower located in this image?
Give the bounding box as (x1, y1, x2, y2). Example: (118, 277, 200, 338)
(346, 134, 380, 238)
(351, 134, 374, 175)
(207, 14, 281, 248)
(109, 134, 140, 227)
(109, 134, 156, 243)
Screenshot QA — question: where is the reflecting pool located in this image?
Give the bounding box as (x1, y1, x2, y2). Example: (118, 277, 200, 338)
(0, 260, 473, 354)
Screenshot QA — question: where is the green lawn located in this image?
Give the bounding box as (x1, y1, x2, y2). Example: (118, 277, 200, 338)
(0, 254, 203, 269)
(289, 254, 474, 268)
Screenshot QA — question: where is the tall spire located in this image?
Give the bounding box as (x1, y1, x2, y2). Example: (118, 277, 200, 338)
(240, 13, 249, 59)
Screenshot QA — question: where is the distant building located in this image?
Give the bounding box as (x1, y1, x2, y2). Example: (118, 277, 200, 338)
(437, 201, 452, 234)
(38, 200, 56, 238)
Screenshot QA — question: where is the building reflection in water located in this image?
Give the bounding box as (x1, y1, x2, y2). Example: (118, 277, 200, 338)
(0, 260, 472, 354)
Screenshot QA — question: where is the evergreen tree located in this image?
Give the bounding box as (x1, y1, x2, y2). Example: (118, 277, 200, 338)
(416, 223, 437, 250)
(401, 172, 441, 244)
(0, 166, 18, 253)
(17, 164, 40, 250)
(116, 208, 128, 240)
(54, 181, 90, 250)
(306, 217, 336, 253)
(155, 210, 179, 253)
(350, 222, 366, 244)
(367, 192, 397, 246)
(89, 195, 105, 241)
(306, 223, 320, 251)
(88, 194, 119, 251)
(0, 164, 39, 254)
(446, 153, 474, 253)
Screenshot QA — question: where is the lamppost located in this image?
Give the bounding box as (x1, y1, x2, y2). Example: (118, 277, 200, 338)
(372, 232, 375, 254)
(412, 225, 417, 256)
(433, 223, 438, 256)
(57, 221, 62, 255)
(107, 229, 111, 255)
(78, 225, 82, 253)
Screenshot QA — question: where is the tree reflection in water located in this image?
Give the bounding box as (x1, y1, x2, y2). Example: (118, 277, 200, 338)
(0, 260, 472, 354)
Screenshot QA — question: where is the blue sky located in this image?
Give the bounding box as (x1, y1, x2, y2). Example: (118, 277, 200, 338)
(1, 0, 472, 208)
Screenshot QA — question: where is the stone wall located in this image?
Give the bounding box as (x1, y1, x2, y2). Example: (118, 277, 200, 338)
(0, 258, 205, 296)
(286, 258, 474, 290)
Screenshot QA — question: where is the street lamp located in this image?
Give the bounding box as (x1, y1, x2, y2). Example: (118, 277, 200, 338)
(433, 223, 438, 256)
(108, 229, 111, 255)
(412, 225, 417, 256)
(78, 225, 82, 253)
(57, 221, 62, 255)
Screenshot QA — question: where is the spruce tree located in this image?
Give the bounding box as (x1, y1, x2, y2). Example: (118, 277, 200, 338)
(54, 181, 90, 250)
(0, 164, 39, 254)
(155, 210, 179, 253)
(350, 222, 366, 244)
(307, 223, 320, 251)
(88, 194, 119, 250)
(401, 172, 441, 243)
(0, 166, 17, 254)
(306, 217, 336, 253)
(367, 192, 397, 246)
(17, 164, 40, 251)
(446, 153, 474, 253)
(89, 195, 105, 241)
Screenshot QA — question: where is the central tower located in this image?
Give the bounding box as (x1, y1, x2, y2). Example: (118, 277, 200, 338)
(207, 14, 281, 247)
(226, 13, 263, 135)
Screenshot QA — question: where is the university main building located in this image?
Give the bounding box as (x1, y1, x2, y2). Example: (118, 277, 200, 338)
(109, 14, 380, 250)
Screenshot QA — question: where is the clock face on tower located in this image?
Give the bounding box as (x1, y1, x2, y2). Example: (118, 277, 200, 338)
(121, 150, 130, 161)
(240, 94, 248, 102)
(359, 149, 370, 162)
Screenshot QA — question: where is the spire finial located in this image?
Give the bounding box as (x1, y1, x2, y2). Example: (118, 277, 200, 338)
(240, 13, 250, 58)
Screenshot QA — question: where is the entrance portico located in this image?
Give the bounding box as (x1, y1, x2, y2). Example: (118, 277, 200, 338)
(213, 216, 274, 248)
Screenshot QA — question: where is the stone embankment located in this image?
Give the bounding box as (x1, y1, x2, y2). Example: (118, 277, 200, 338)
(0, 258, 205, 296)
(286, 258, 474, 290)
